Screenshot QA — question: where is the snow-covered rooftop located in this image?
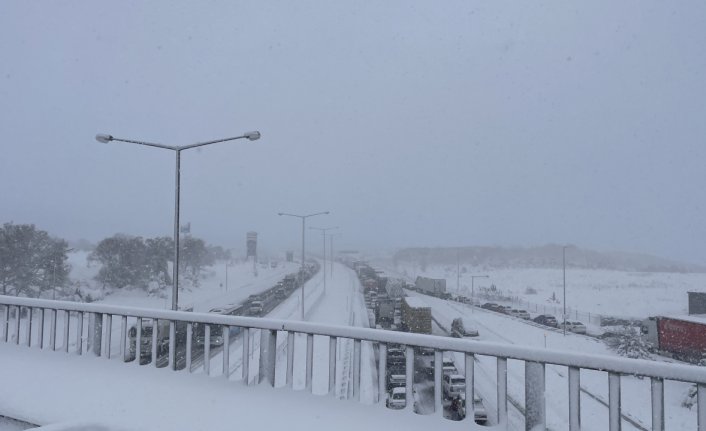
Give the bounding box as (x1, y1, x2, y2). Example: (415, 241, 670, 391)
(403, 297, 429, 309)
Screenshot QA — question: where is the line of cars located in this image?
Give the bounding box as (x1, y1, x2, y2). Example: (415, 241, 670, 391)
(480, 302, 587, 334)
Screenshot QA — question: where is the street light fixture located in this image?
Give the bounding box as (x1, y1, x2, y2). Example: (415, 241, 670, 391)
(278, 211, 329, 319)
(309, 226, 338, 295)
(470, 275, 489, 312)
(96, 131, 261, 311)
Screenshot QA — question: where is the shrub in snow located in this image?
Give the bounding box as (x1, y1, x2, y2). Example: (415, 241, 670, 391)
(525, 287, 538, 295)
(604, 325, 653, 360)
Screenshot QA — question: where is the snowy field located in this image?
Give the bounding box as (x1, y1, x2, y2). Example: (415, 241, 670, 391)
(382, 262, 706, 319)
(66, 251, 301, 311)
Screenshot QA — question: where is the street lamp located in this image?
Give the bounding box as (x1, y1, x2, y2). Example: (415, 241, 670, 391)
(309, 226, 338, 295)
(329, 232, 342, 277)
(563, 245, 568, 336)
(278, 211, 329, 319)
(96, 131, 261, 311)
(470, 275, 489, 311)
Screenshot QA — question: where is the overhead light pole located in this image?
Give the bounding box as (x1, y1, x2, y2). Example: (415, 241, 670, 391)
(470, 275, 489, 312)
(329, 232, 342, 277)
(310, 226, 338, 294)
(278, 211, 329, 319)
(96, 131, 261, 311)
(563, 245, 568, 336)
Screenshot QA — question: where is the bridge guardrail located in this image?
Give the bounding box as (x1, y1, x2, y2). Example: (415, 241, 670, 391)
(1, 294, 705, 431)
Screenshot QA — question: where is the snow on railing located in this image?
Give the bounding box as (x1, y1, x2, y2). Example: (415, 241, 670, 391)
(1, 295, 706, 431)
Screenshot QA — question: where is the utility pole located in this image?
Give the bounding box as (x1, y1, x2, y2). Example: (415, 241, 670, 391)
(470, 275, 489, 313)
(456, 249, 460, 292)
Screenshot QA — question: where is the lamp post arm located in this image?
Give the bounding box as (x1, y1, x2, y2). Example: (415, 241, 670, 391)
(178, 134, 251, 151)
(108, 137, 177, 151)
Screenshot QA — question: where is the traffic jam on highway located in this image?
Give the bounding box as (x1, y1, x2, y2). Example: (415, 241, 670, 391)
(125, 262, 320, 369)
(351, 262, 488, 424)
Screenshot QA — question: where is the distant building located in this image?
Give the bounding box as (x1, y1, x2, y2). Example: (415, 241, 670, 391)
(688, 292, 706, 315)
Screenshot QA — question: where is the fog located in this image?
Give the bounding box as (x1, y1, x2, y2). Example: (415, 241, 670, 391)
(1, 1, 705, 262)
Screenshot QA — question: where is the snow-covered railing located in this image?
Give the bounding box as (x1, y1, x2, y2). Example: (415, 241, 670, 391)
(1, 295, 706, 431)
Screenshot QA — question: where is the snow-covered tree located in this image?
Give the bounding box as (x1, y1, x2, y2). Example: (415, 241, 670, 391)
(604, 325, 653, 359)
(0, 223, 70, 297)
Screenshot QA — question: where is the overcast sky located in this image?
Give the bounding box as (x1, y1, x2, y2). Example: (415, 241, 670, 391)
(1, 1, 705, 262)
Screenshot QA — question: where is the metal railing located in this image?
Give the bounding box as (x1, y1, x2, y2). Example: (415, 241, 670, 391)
(1, 295, 706, 431)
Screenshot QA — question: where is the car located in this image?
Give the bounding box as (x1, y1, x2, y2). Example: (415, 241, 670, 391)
(499, 305, 512, 314)
(451, 317, 479, 338)
(481, 302, 498, 310)
(249, 300, 264, 316)
(429, 357, 457, 375)
(387, 374, 406, 391)
(472, 395, 488, 424)
(534, 314, 558, 328)
(561, 321, 587, 334)
(387, 387, 406, 409)
(513, 309, 531, 320)
(442, 373, 466, 398)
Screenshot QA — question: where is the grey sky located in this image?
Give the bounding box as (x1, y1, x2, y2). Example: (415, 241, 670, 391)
(1, 1, 705, 262)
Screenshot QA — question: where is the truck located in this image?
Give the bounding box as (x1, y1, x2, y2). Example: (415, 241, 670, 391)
(375, 299, 396, 328)
(384, 278, 405, 299)
(400, 297, 432, 334)
(415, 276, 447, 296)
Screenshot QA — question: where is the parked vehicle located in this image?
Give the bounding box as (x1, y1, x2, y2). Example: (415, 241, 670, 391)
(400, 297, 432, 334)
(414, 276, 447, 296)
(534, 314, 559, 328)
(561, 321, 587, 334)
(512, 309, 531, 320)
(387, 374, 406, 391)
(387, 387, 406, 409)
(376, 299, 396, 327)
(451, 317, 479, 338)
(442, 373, 466, 398)
(249, 300, 264, 316)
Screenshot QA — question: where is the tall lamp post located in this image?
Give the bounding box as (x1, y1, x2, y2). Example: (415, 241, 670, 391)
(329, 232, 342, 277)
(278, 211, 329, 319)
(470, 275, 489, 312)
(96, 131, 261, 311)
(310, 226, 338, 294)
(563, 245, 568, 336)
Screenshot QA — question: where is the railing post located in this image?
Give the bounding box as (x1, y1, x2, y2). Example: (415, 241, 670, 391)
(569, 366, 581, 431)
(49, 309, 57, 351)
(266, 329, 277, 387)
(76, 312, 84, 355)
(13, 306, 21, 345)
(650, 378, 664, 431)
(62, 310, 70, 352)
(135, 317, 142, 363)
(186, 323, 193, 372)
(609, 372, 621, 431)
(287, 332, 295, 388)
(378, 343, 387, 404)
(497, 357, 508, 424)
(38, 308, 45, 349)
(698, 384, 706, 431)
(405, 346, 414, 411)
(464, 353, 475, 422)
(525, 361, 546, 431)
(353, 339, 361, 401)
(120, 315, 127, 361)
(222, 326, 230, 378)
(104, 314, 112, 358)
(434, 350, 443, 416)
(242, 328, 250, 385)
(329, 336, 337, 395)
(1, 305, 8, 343)
(169, 320, 176, 371)
(204, 324, 211, 375)
(26, 307, 33, 347)
(90, 312, 102, 356)
(152, 319, 159, 368)
(306, 333, 314, 392)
